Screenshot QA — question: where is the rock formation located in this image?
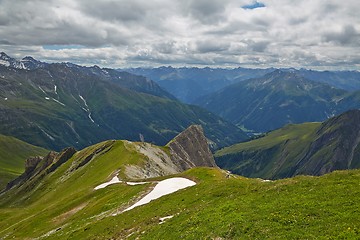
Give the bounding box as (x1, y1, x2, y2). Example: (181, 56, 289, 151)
(167, 125, 217, 170)
(5, 147, 76, 191)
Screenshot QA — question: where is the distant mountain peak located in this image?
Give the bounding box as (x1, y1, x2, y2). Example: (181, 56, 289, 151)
(0, 52, 11, 60)
(0, 52, 46, 70)
(21, 56, 47, 70)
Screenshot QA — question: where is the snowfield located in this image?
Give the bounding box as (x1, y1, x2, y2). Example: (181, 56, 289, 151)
(94, 176, 122, 190)
(123, 177, 196, 212)
(95, 176, 196, 214)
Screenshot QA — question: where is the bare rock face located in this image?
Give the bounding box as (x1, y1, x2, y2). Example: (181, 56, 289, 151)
(124, 125, 217, 180)
(24, 156, 43, 173)
(167, 125, 217, 171)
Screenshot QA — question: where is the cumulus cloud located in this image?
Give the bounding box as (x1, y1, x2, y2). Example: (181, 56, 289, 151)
(0, 0, 359, 70)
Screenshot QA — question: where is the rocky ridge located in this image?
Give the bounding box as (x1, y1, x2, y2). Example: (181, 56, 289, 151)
(3, 125, 216, 191)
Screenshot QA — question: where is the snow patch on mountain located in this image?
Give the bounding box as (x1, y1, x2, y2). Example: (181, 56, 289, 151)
(122, 177, 196, 212)
(79, 94, 96, 124)
(94, 176, 122, 190)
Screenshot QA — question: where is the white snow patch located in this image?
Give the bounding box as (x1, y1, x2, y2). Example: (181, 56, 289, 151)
(52, 98, 65, 106)
(123, 177, 196, 212)
(126, 181, 148, 186)
(79, 95, 89, 109)
(0, 59, 10, 67)
(94, 176, 122, 190)
(88, 113, 95, 123)
(4, 97, 7, 100)
(79, 94, 96, 124)
(54, 85, 57, 95)
(38, 86, 46, 94)
(37, 126, 55, 141)
(260, 179, 272, 182)
(159, 215, 174, 224)
(45, 97, 50, 100)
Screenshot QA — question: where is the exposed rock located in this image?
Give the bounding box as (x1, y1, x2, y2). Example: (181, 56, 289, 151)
(124, 141, 181, 179)
(167, 125, 217, 170)
(124, 125, 217, 180)
(24, 156, 43, 173)
(4, 147, 76, 192)
(47, 147, 76, 173)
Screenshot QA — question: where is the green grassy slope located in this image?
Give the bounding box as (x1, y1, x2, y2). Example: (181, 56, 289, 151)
(1, 165, 359, 239)
(215, 122, 320, 179)
(0, 134, 48, 190)
(215, 109, 360, 179)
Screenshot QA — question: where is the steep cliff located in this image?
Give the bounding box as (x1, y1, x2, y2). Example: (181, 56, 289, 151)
(125, 125, 217, 179)
(167, 125, 217, 170)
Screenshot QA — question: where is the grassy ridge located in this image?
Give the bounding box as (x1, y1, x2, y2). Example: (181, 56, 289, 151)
(1, 163, 359, 239)
(215, 123, 320, 179)
(0, 134, 48, 190)
(215, 110, 360, 179)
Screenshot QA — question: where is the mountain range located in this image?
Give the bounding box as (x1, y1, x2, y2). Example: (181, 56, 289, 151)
(196, 70, 360, 133)
(125, 66, 360, 104)
(124, 66, 274, 103)
(0, 52, 247, 151)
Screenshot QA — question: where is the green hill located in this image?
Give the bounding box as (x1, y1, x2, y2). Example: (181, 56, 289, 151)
(215, 109, 360, 179)
(0, 126, 359, 239)
(0, 153, 359, 239)
(0, 134, 48, 190)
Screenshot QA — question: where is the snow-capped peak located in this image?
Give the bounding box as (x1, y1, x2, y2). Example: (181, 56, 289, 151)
(21, 56, 47, 70)
(0, 52, 46, 70)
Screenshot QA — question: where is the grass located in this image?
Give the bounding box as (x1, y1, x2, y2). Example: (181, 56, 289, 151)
(214, 122, 323, 179)
(1, 158, 359, 239)
(0, 134, 48, 190)
(216, 122, 320, 156)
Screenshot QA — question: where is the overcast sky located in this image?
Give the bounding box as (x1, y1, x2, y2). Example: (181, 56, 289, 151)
(1, 0, 359, 70)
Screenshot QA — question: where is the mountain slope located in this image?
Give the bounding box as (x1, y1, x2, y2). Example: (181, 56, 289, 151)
(0, 142, 359, 239)
(196, 70, 353, 133)
(0, 54, 247, 150)
(215, 110, 360, 179)
(0, 134, 48, 190)
(297, 69, 360, 91)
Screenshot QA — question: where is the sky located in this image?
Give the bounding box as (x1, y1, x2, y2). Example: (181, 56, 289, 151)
(0, 0, 359, 70)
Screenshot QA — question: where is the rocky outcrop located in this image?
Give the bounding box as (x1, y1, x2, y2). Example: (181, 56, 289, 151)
(124, 142, 182, 179)
(4, 147, 76, 191)
(124, 125, 217, 180)
(24, 156, 43, 174)
(167, 125, 217, 170)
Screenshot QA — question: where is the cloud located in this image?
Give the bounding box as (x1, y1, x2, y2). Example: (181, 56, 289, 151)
(322, 25, 360, 46)
(0, 0, 359, 70)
